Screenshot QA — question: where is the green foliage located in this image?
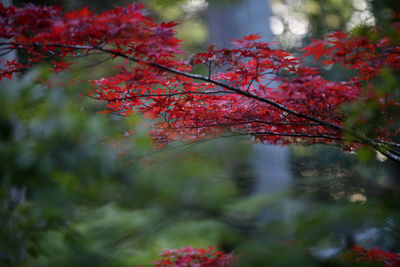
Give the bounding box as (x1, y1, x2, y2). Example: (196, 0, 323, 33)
(304, 0, 354, 37)
(0, 69, 132, 265)
(371, 0, 400, 25)
(350, 24, 379, 41)
(0, 68, 252, 266)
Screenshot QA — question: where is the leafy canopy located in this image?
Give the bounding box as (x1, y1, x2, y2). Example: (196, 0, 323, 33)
(0, 3, 399, 162)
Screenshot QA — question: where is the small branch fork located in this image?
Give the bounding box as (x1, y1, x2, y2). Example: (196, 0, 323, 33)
(2, 42, 399, 163)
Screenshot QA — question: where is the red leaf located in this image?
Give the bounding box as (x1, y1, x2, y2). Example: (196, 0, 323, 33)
(243, 33, 262, 41)
(302, 39, 331, 63)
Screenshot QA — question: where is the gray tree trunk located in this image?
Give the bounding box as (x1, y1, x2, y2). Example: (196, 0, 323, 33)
(206, 0, 293, 220)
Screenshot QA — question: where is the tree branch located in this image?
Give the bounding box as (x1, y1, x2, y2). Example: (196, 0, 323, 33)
(4, 41, 400, 163)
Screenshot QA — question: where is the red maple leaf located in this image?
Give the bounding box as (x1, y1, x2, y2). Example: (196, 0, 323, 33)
(302, 39, 331, 63)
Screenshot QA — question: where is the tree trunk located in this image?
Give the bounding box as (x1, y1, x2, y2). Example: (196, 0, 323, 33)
(206, 0, 293, 223)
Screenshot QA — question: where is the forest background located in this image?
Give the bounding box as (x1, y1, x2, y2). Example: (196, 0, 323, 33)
(1, 0, 400, 266)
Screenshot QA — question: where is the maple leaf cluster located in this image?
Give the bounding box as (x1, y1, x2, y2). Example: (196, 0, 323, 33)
(352, 245, 400, 267)
(0, 3, 182, 77)
(0, 3, 399, 162)
(151, 246, 235, 267)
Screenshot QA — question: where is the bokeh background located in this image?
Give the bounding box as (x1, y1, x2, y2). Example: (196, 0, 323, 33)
(1, 0, 400, 266)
